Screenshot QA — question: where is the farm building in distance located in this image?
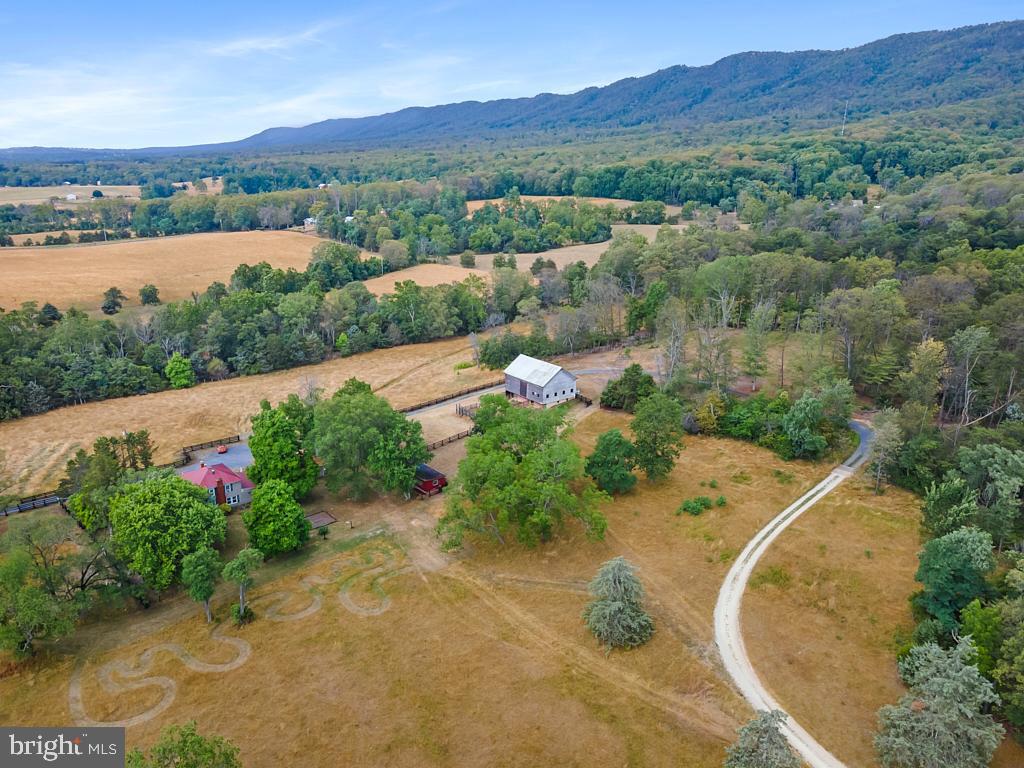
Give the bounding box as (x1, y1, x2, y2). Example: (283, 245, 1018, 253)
(179, 462, 254, 507)
(504, 354, 577, 407)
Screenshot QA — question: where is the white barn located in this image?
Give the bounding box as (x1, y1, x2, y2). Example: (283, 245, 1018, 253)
(504, 354, 578, 407)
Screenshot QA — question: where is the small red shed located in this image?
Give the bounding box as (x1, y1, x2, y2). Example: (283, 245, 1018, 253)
(414, 464, 447, 497)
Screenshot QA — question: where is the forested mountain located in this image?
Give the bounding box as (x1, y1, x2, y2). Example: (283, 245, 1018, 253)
(4, 20, 1023, 159)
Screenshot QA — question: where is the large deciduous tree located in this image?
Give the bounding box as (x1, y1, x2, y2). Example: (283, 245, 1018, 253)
(310, 378, 429, 499)
(438, 395, 607, 549)
(585, 429, 637, 494)
(630, 392, 684, 481)
(915, 526, 994, 629)
(243, 479, 310, 557)
(599, 363, 656, 412)
(180, 548, 220, 624)
(109, 475, 226, 591)
(126, 721, 241, 768)
(248, 397, 318, 500)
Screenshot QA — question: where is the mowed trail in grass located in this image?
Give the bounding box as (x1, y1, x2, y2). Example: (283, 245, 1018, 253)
(2, 411, 834, 767)
(743, 480, 1024, 767)
(0, 231, 319, 310)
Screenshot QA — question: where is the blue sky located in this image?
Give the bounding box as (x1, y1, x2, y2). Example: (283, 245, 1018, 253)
(1, 0, 1020, 148)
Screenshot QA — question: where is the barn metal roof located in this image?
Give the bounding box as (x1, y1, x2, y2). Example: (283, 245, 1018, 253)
(503, 354, 576, 387)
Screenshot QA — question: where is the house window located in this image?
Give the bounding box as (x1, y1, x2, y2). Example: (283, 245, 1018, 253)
(227, 496, 239, 505)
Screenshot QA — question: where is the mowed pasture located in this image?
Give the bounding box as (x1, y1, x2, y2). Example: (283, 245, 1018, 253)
(362, 263, 489, 296)
(0, 409, 861, 767)
(474, 223, 686, 272)
(0, 185, 140, 205)
(0, 230, 318, 311)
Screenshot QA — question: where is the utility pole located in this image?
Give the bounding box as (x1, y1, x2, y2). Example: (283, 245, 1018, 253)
(840, 99, 849, 137)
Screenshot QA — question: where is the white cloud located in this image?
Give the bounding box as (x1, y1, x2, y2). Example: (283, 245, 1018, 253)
(210, 20, 341, 58)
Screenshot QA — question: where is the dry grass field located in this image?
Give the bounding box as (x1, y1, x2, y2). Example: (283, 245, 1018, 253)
(0, 185, 140, 205)
(744, 480, 1024, 768)
(0, 230, 317, 310)
(0, 397, 980, 765)
(362, 263, 489, 296)
(0, 409, 841, 767)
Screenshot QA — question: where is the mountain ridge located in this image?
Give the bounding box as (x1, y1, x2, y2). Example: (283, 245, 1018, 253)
(4, 20, 1022, 160)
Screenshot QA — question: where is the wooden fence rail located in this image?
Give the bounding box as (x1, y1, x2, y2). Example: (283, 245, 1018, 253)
(426, 429, 474, 451)
(399, 379, 503, 414)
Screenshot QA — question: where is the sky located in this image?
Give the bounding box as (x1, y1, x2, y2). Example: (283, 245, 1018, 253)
(0, 0, 1020, 149)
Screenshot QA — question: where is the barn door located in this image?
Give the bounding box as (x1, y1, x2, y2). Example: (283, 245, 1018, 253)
(519, 379, 527, 396)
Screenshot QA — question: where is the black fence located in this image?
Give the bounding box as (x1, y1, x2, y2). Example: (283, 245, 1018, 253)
(3, 492, 63, 516)
(427, 429, 474, 451)
(575, 392, 594, 406)
(399, 380, 503, 413)
(181, 434, 241, 454)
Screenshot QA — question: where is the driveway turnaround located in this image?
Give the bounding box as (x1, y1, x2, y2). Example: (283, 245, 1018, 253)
(714, 421, 874, 768)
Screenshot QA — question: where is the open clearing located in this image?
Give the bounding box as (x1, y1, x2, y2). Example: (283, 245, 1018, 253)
(0, 230, 318, 310)
(0, 185, 140, 205)
(0, 409, 851, 766)
(362, 263, 489, 296)
(744, 480, 1024, 768)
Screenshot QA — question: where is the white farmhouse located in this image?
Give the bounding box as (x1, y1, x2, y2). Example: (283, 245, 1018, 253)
(503, 354, 577, 407)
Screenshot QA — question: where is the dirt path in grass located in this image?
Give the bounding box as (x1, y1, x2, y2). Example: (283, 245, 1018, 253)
(713, 421, 874, 768)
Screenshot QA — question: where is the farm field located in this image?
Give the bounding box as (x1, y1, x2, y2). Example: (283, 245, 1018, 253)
(362, 263, 489, 296)
(474, 223, 686, 272)
(0, 230, 318, 311)
(0, 409, 864, 767)
(743, 482, 1024, 768)
(0, 184, 140, 205)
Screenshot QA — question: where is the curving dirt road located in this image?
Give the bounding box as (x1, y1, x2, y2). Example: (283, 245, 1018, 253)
(713, 421, 873, 768)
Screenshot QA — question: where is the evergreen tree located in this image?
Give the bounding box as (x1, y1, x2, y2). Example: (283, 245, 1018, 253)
(582, 557, 654, 650)
(724, 710, 799, 768)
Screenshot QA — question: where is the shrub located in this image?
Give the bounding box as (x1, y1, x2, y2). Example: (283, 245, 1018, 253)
(231, 603, 254, 626)
(715, 495, 727, 507)
(678, 495, 714, 516)
(599, 364, 657, 412)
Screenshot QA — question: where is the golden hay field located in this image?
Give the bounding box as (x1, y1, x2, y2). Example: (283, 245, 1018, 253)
(474, 223, 686, 272)
(0, 185, 140, 205)
(362, 263, 489, 296)
(0, 230, 318, 310)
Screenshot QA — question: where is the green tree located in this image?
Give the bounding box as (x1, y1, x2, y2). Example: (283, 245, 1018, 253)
(222, 548, 263, 621)
(915, 527, 994, 629)
(180, 548, 220, 624)
(875, 640, 1003, 768)
(243, 479, 310, 557)
(582, 557, 654, 650)
(992, 598, 1024, 727)
(630, 392, 684, 481)
(782, 393, 827, 459)
(126, 721, 241, 768)
(724, 710, 800, 768)
(741, 300, 775, 392)
(310, 379, 429, 499)
(960, 598, 1002, 678)
(164, 352, 196, 389)
(0, 550, 76, 657)
(585, 429, 637, 494)
(871, 408, 905, 493)
(101, 286, 126, 315)
(438, 396, 607, 549)
(248, 399, 318, 500)
(109, 475, 226, 591)
(599, 363, 657, 412)
(921, 477, 978, 539)
(139, 284, 161, 305)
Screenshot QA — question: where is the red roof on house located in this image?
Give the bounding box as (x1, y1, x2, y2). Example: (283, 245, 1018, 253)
(179, 462, 254, 490)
